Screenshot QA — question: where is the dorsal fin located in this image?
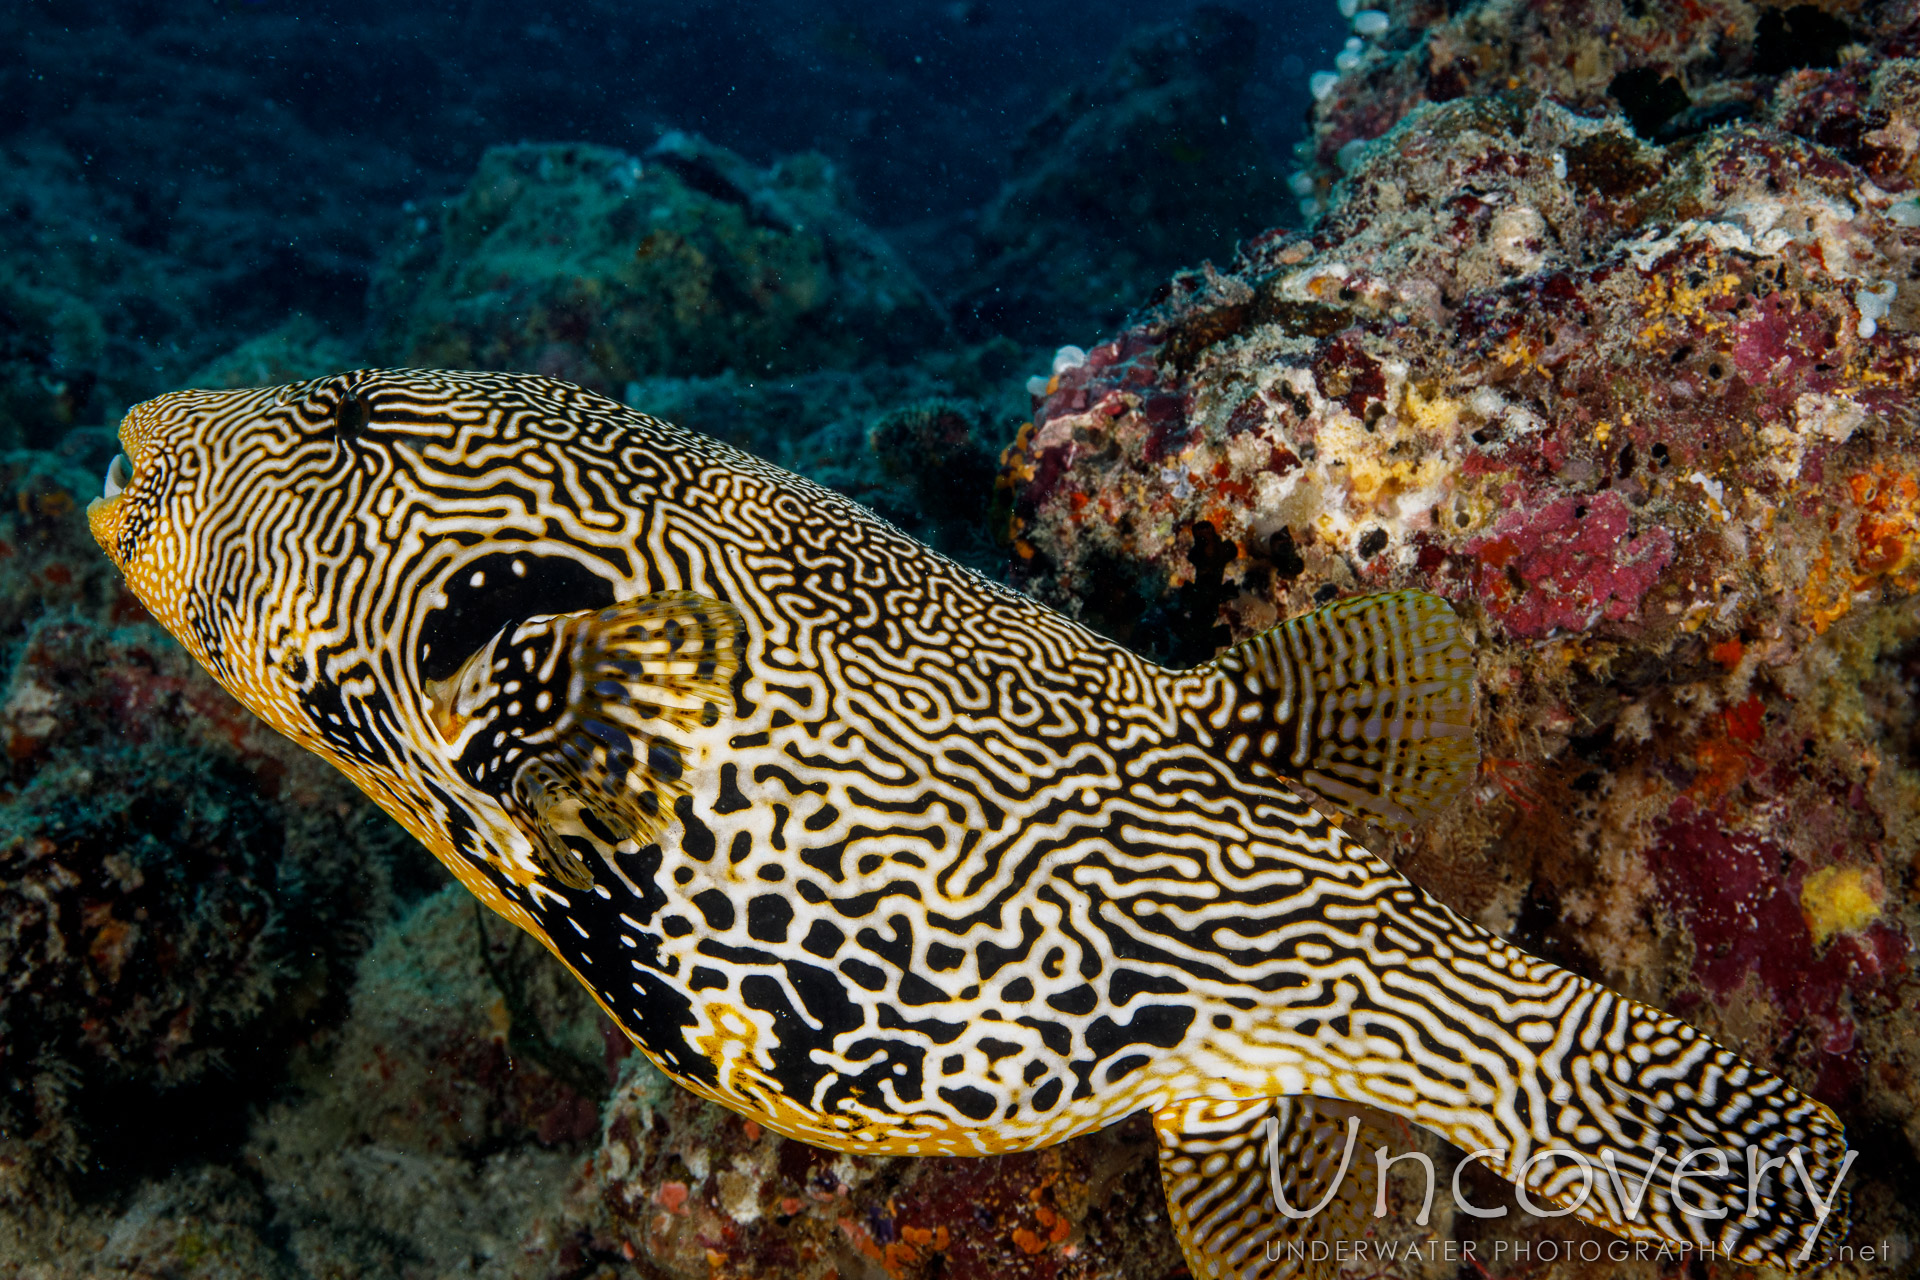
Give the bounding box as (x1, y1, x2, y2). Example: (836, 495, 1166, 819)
(1204, 589, 1477, 831)
(427, 590, 745, 889)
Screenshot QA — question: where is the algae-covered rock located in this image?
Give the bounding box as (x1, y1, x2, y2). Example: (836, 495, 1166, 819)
(1002, 57, 1920, 1266)
(1291, 0, 1903, 214)
(372, 137, 946, 390)
(0, 620, 408, 1181)
(0, 146, 162, 455)
(620, 339, 1030, 572)
(1, 1163, 300, 1280)
(2, 738, 291, 1162)
(0, 455, 412, 1209)
(571, 1080, 1182, 1280)
(182, 315, 359, 392)
(247, 885, 617, 1277)
(953, 6, 1287, 344)
(0, 131, 383, 457)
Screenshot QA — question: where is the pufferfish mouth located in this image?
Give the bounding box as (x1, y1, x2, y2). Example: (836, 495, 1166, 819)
(86, 451, 133, 528)
(87, 445, 140, 567)
(102, 452, 132, 500)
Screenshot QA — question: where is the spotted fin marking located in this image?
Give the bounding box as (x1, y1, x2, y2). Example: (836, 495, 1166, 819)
(427, 591, 744, 889)
(1207, 589, 1476, 831)
(1153, 1096, 1384, 1280)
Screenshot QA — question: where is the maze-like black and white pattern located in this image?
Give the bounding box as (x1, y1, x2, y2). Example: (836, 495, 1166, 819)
(91, 369, 1851, 1267)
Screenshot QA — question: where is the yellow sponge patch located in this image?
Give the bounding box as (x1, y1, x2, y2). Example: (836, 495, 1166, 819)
(1800, 865, 1883, 945)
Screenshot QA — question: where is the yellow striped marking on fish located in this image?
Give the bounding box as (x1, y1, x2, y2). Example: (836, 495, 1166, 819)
(88, 369, 1851, 1272)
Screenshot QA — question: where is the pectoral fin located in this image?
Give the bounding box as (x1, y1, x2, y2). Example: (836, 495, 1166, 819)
(426, 590, 745, 889)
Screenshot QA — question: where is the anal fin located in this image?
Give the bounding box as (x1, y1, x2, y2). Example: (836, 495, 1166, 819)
(1153, 1096, 1383, 1280)
(1206, 589, 1476, 831)
(427, 590, 745, 889)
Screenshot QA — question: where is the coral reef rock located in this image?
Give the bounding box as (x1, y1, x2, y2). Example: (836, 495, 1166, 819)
(372, 137, 946, 390)
(572, 1081, 1183, 1280)
(183, 315, 360, 392)
(0, 451, 412, 1240)
(621, 337, 1030, 572)
(951, 5, 1287, 344)
(1002, 46, 1920, 1266)
(247, 885, 615, 1277)
(1294, 0, 1920, 214)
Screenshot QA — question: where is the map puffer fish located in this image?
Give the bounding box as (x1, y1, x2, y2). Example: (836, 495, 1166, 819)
(89, 369, 1851, 1273)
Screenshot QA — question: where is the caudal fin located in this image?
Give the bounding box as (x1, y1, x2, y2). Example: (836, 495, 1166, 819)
(1482, 974, 1853, 1266)
(1197, 590, 1477, 831)
(1300, 885, 1854, 1267)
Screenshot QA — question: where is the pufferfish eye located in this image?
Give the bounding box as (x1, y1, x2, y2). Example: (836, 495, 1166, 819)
(333, 390, 371, 441)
